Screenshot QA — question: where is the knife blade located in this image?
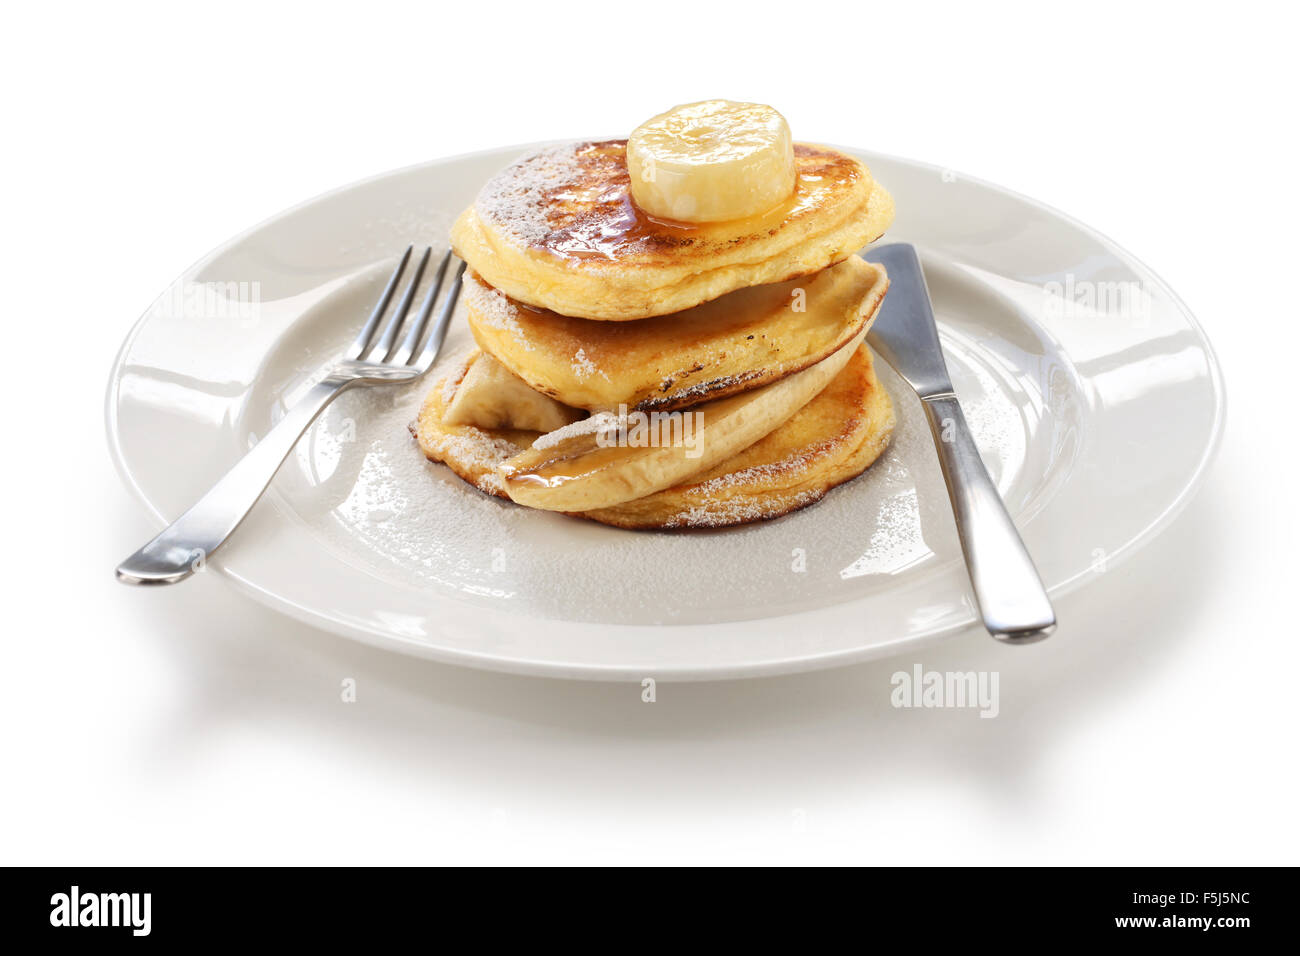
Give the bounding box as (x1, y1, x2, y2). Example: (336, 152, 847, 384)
(865, 242, 955, 399)
(864, 243, 1056, 643)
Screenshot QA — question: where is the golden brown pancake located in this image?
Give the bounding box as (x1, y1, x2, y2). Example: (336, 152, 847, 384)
(466, 255, 888, 413)
(411, 345, 894, 529)
(451, 140, 894, 321)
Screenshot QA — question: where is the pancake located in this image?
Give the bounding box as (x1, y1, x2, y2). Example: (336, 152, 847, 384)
(466, 254, 888, 413)
(451, 140, 894, 321)
(411, 345, 894, 529)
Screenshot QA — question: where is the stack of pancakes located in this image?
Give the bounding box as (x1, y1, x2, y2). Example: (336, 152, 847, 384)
(413, 138, 897, 529)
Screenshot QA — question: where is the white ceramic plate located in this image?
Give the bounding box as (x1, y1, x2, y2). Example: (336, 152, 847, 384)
(107, 144, 1225, 679)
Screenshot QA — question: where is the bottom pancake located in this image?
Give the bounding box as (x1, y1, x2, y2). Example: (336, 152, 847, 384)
(411, 344, 894, 529)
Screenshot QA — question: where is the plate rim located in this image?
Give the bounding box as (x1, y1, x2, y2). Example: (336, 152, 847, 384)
(105, 142, 1228, 680)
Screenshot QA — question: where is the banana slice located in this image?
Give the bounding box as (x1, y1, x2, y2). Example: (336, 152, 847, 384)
(627, 100, 796, 223)
(443, 350, 583, 432)
(497, 328, 866, 512)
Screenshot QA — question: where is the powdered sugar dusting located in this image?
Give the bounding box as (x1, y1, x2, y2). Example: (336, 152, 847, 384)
(424, 427, 521, 495)
(474, 142, 582, 243)
(572, 347, 596, 379)
(530, 411, 619, 451)
(665, 488, 825, 529)
(693, 441, 835, 495)
(464, 276, 535, 351)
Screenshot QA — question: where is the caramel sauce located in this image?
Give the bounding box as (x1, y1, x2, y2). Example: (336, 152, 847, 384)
(503, 434, 650, 488)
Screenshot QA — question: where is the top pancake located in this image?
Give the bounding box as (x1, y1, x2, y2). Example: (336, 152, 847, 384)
(451, 140, 894, 321)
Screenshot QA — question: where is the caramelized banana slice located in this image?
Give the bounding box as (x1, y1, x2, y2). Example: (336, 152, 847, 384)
(497, 328, 866, 512)
(443, 350, 583, 432)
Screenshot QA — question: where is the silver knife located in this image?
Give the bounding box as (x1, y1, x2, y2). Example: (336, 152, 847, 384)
(866, 242, 1055, 643)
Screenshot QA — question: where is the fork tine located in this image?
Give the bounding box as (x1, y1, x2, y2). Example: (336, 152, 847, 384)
(413, 259, 466, 371)
(392, 249, 452, 365)
(366, 246, 431, 361)
(346, 245, 413, 360)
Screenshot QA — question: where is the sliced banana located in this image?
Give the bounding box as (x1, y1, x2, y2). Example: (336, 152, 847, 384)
(443, 350, 583, 433)
(497, 328, 866, 512)
(627, 100, 796, 223)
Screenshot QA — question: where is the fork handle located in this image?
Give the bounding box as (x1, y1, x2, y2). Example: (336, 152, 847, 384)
(116, 376, 352, 585)
(921, 394, 1056, 643)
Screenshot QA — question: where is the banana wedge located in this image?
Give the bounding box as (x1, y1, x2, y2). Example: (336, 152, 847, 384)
(443, 350, 583, 432)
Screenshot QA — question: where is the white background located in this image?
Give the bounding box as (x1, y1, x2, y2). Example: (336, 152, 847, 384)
(3, 1, 1296, 864)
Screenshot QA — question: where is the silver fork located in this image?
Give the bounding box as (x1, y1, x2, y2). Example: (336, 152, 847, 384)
(117, 246, 466, 585)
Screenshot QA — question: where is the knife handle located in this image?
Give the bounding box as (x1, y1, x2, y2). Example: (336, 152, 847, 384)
(921, 394, 1056, 643)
